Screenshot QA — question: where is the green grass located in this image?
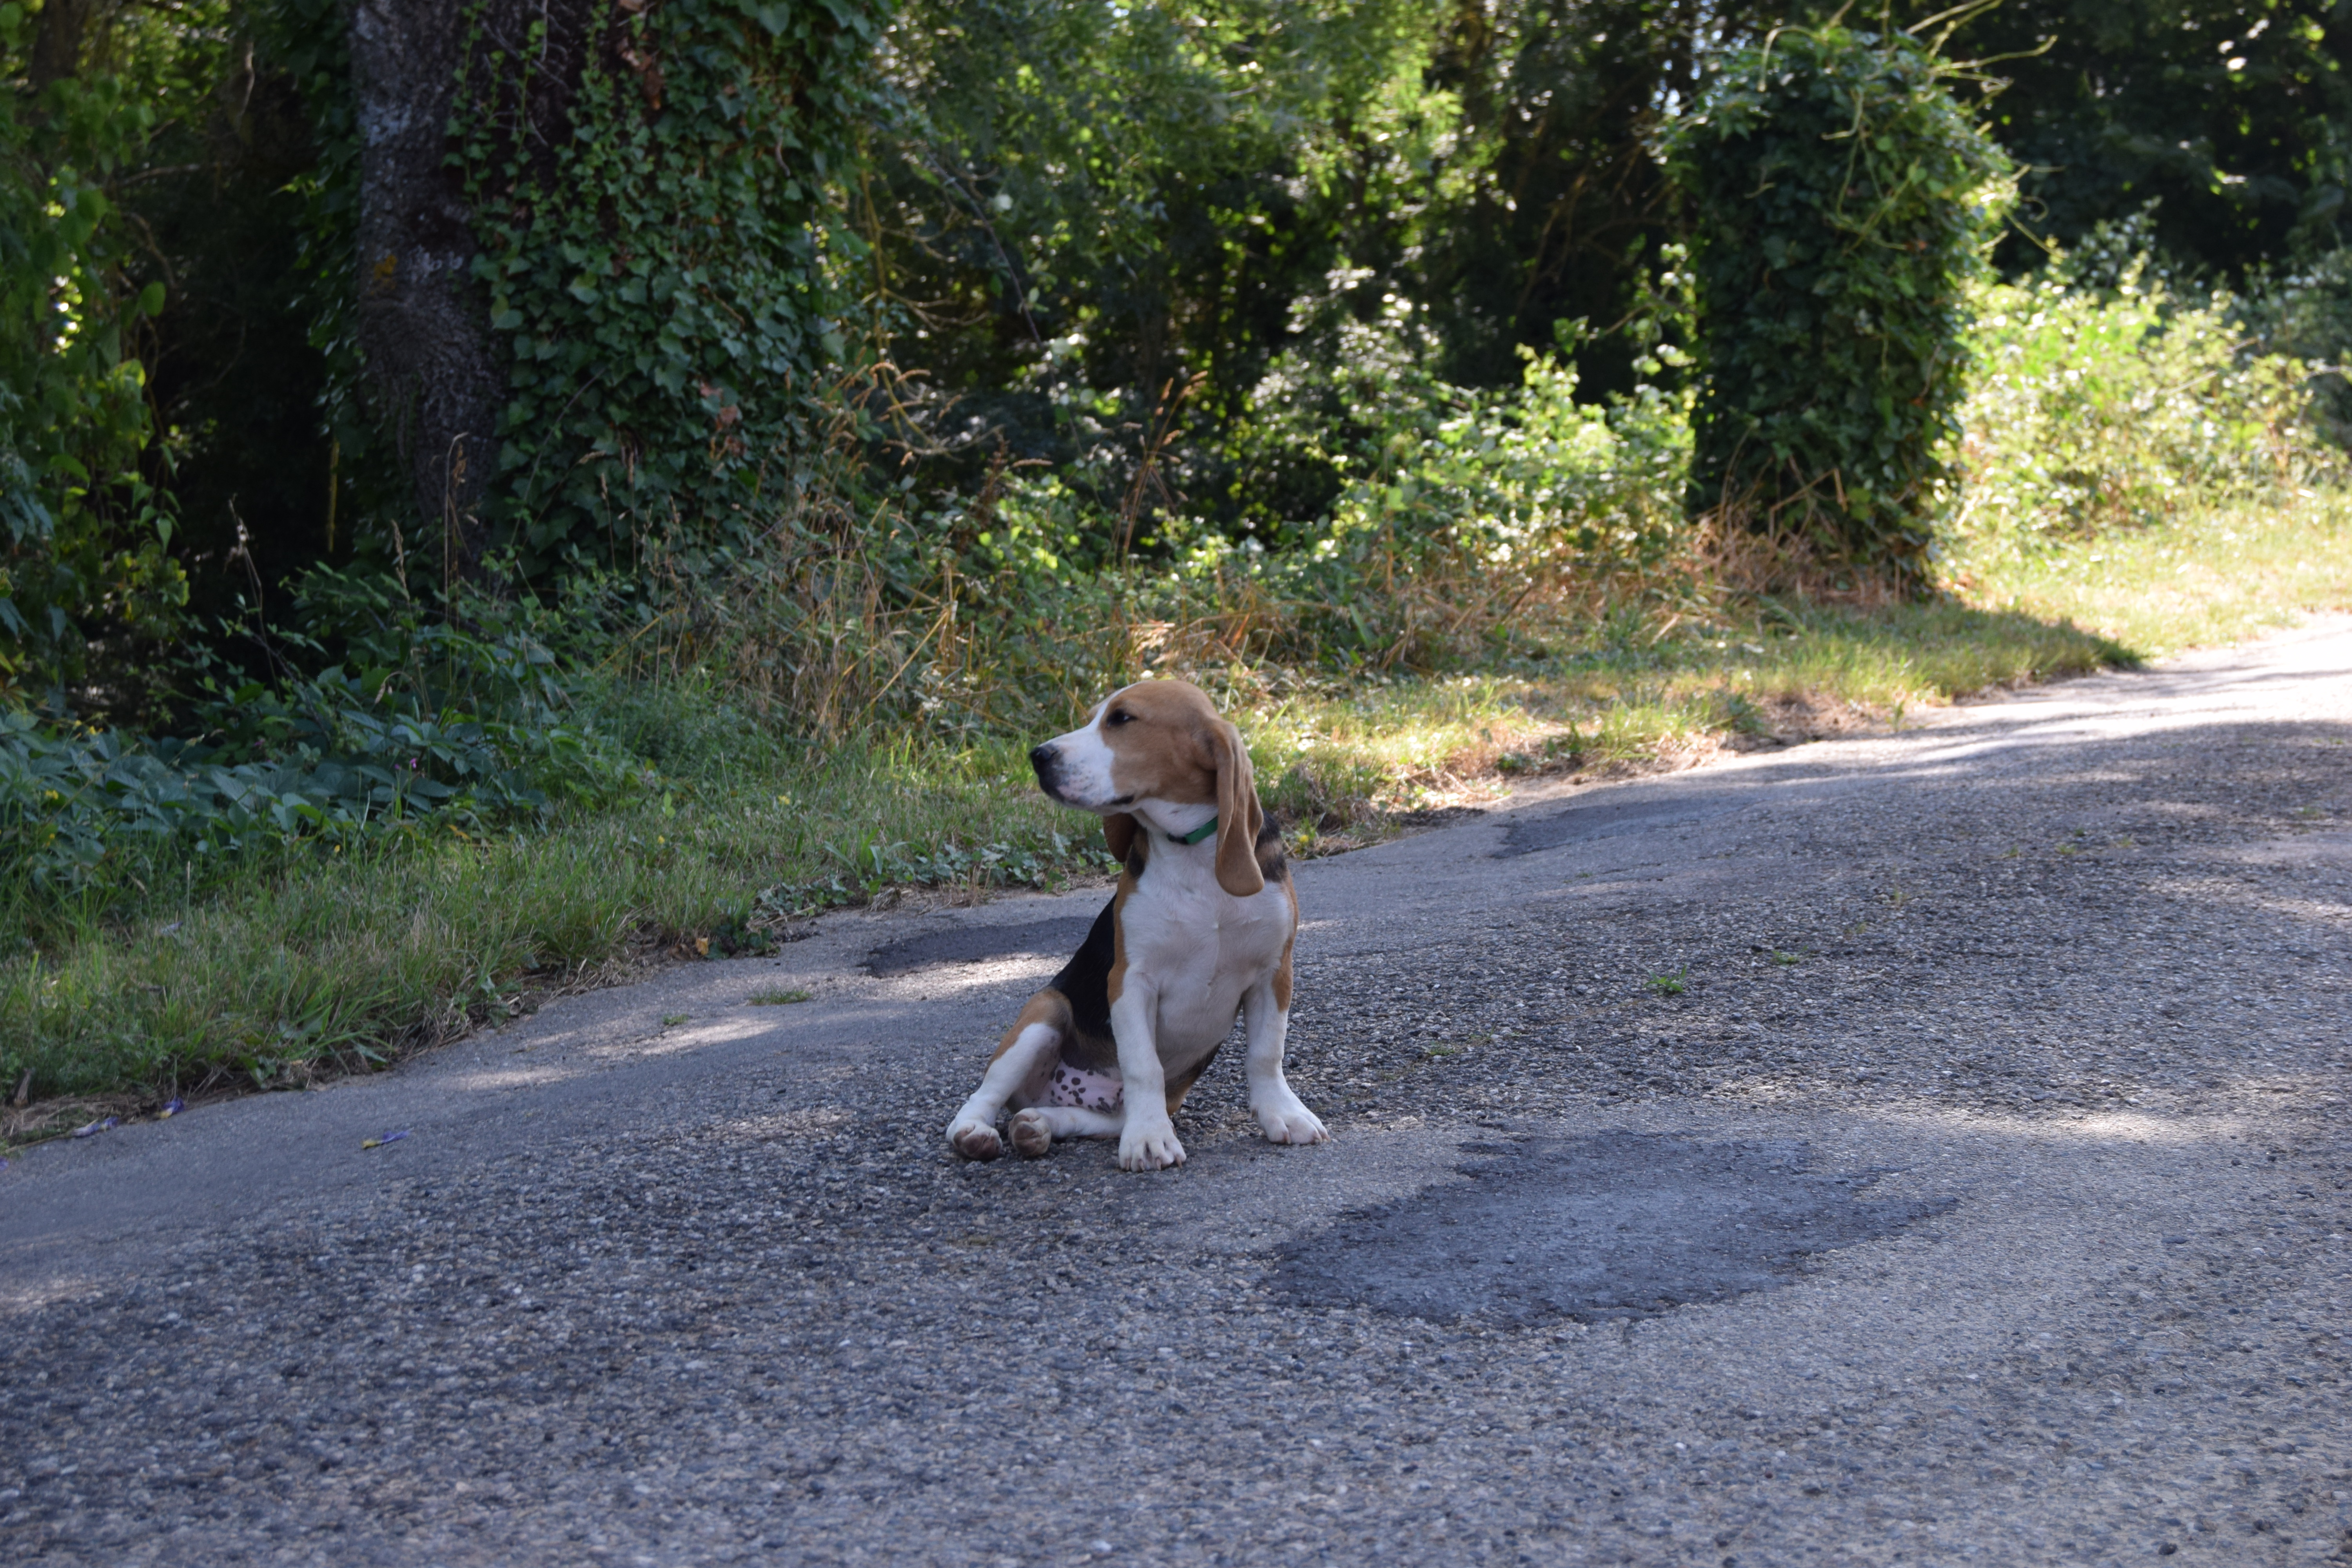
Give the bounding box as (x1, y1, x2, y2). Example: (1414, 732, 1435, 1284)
(1951, 486, 2352, 655)
(1241, 592, 2134, 837)
(2, 734, 1096, 1111)
(7, 486, 2349, 1127)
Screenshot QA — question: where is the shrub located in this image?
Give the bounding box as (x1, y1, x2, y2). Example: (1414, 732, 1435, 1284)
(1250, 305, 1693, 667)
(570, 301, 1701, 750)
(1958, 249, 2338, 550)
(1662, 24, 2009, 586)
(2241, 248, 2352, 451)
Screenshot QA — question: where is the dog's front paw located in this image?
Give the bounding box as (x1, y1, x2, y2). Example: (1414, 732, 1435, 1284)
(1010, 1107, 1053, 1158)
(1254, 1097, 1329, 1145)
(947, 1118, 1003, 1161)
(1117, 1120, 1187, 1171)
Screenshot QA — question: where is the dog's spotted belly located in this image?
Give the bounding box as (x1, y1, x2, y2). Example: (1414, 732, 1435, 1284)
(1047, 1061, 1123, 1112)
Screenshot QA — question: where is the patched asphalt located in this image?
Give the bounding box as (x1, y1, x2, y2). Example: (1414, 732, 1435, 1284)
(2, 619, 2348, 1566)
(1270, 1132, 1956, 1325)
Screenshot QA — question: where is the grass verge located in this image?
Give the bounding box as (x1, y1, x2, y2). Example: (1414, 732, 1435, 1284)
(6, 489, 2349, 1128)
(1949, 488, 2352, 655)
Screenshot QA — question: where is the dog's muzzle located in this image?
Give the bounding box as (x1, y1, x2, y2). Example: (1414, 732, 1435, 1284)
(1029, 742, 1065, 800)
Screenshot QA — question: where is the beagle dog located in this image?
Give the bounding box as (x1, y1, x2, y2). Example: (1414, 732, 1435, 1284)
(944, 680, 1328, 1171)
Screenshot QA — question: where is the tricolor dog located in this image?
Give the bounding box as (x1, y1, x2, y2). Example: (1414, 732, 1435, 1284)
(944, 680, 1328, 1171)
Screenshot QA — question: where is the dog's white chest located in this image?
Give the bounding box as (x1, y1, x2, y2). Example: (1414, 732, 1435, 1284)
(1123, 866, 1289, 1054)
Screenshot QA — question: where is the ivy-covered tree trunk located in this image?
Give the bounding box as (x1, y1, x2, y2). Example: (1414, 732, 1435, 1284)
(1663, 26, 2008, 589)
(343, 0, 880, 573)
(453, 0, 884, 572)
(346, 0, 570, 556)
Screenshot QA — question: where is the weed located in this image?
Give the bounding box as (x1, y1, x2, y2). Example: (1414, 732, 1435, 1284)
(1722, 690, 1770, 736)
(749, 987, 813, 1006)
(1771, 950, 1803, 966)
(1648, 969, 1688, 996)
(660, 1014, 690, 1027)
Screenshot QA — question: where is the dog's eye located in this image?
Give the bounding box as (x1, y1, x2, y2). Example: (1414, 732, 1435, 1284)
(1106, 710, 1133, 726)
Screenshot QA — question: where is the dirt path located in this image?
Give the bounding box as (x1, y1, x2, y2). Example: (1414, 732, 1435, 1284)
(4, 620, 2348, 1566)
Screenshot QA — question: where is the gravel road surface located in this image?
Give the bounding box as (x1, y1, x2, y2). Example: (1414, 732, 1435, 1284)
(4, 621, 2349, 1567)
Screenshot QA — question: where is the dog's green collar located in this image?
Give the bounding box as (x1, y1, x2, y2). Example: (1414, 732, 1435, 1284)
(1169, 815, 1218, 846)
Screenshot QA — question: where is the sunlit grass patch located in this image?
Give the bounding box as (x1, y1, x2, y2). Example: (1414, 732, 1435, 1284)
(1232, 589, 2134, 836)
(1951, 487, 2352, 655)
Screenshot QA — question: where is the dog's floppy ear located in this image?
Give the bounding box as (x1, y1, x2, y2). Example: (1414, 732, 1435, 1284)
(1102, 811, 1139, 866)
(1205, 719, 1266, 897)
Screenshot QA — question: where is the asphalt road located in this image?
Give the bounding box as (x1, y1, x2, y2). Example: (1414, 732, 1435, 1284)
(4, 621, 2349, 1567)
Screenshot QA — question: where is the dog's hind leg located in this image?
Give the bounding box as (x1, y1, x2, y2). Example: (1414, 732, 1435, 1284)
(1007, 1103, 1123, 1158)
(947, 1010, 1063, 1161)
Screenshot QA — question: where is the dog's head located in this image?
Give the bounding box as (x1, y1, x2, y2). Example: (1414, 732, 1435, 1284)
(1029, 679, 1265, 896)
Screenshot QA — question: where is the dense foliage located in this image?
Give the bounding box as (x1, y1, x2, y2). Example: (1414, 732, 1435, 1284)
(1935, 0, 2352, 275)
(0, 567, 638, 907)
(7, 1, 2348, 680)
(0, 1, 186, 696)
(860, 0, 1730, 540)
(1959, 221, 2346, 547)
(1, 0, 2348, 948)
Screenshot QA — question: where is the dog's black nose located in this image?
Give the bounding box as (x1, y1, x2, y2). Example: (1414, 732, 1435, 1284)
(1029, 743, 1063, 798)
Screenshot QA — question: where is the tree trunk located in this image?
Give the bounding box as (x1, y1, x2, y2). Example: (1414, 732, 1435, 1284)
(27, 0, 93, 98)
(345, 0, 504, 569)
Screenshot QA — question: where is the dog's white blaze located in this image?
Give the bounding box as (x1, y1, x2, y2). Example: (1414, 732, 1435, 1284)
(1042, 703, 1120, 808)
